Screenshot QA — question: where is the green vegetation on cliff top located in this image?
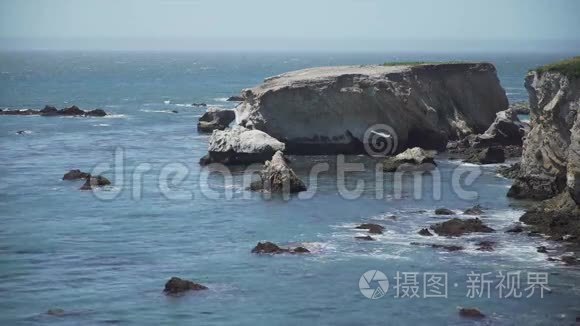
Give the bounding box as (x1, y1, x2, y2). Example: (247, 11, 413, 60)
(535, 56, 580, 78)
(382, 61, 467, 67)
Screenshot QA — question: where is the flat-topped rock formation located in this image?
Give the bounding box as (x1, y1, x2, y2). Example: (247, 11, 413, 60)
(235, 63, 508, 154)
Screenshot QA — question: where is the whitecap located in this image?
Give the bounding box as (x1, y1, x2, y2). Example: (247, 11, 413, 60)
(93, 124, 110, 127)
(103, 114, 127, 119)
(163, 100, 171, 105)
(213, 97, 228, 102)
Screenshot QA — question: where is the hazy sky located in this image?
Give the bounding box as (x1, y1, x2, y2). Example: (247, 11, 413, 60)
(1, 0, 579, 51)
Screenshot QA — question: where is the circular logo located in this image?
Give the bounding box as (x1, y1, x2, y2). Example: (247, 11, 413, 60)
(359, 270, 389, 299)
(363, 124, 398, 157)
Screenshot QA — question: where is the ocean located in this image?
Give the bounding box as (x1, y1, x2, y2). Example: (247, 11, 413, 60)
(1, 51, 579, 325)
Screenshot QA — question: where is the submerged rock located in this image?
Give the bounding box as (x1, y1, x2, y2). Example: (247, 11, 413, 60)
(251, 241, 310, 254)
(86, 109, 107, 117)
(163, 277, 208, 295)
(249, 151, 306, 193)
(383, 147, 436, 172)
(192, 103, 207, 107)
(431, 218, 494, 237)
(410, 242, 464, 252)
(62, 169, 90, 180)
(235, 63, 508, 154)
(459, 308, 485, 319)
(199, 126, 285, 165)
(355, 235, 375, 241)
(197, 108, 236, 133)
(79, 175, 111, 190)
(505, 223, 524, 233)
(227, 95, 244, 102)
(475, 240, 496, 251)
(355, 223, 385, 234)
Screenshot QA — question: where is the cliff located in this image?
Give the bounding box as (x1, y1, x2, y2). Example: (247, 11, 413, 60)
(235, 63, 508, 154)
(508, 59, 580, 208)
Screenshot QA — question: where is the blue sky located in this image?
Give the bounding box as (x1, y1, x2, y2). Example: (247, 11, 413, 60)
(1, 0, 579, 51)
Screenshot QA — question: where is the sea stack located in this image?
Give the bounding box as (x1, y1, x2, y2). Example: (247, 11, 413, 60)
(235, 63, 508, 154)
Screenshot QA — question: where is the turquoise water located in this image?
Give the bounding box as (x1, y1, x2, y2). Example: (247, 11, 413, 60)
(1, 52, 579, 325)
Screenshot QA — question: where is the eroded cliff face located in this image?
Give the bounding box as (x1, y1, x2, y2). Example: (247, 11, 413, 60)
(508, 71, 580, 207)
(235, 63, 508, 154)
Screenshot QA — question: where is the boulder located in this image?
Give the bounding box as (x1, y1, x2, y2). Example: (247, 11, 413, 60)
(249, 151, 306, 193)
(355, 223, 385, 234)
(40, 105, 59, 116)
(163, 277, 208, 295)
(459, 308, 485, 319)
(505, 223, 524, 233)
(80, 175, 111, 190)
(251, 241, 310, 254)
(509, 60, 580, 205)
(431, 218, 494, 237)
(472, 109, 527, 147)
(197, 108, 236, 133)
(463, 205, 483, 215)
(62, 169, 90, 180)
(463, 146, 505, 164)
(383, 147, 436, 172)
(355, 235, 375, 241)
(200, 126, 285, 165)
(435, 208, 454, 215)
(235, 63, 508, 154)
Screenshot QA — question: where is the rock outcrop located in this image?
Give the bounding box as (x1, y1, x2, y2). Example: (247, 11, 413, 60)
(197, 108, 236, 133)
(251, 241, 310, 254)
(62, 169, 90, 180)
(508, 59, 580, 205)
(0, 105, 107, 117)
(383, 147, 436, 172)
(355, 223, 385, 234)
(235, 63, 508, 154)
(80, 175, 111, 190)
(249, 151, 306, 193)
(163, 277, 208, 295)
(199, 126, 285, 165)
(472, 108, 527, 147)
(431, 218, 494, 236)
(463, 146, 505, 164)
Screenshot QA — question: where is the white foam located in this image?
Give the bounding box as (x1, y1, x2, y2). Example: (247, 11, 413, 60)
(93, 123, 110, 127)
(103, 114, 127, 119)
(163, 100, 171, 104)
(213, 97, 228, 102)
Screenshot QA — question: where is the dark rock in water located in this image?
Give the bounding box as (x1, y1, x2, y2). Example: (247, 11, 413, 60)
(164, 277, 208, 295)
(537, 246, 548, 253)
(505, 223, 524, 233)
(463, 205, 483, 215)
(199, 126, 285, 165)
(435, 208, 454, 215)
(476, 240, 495, 251)
(251, 241, 310, 254)
(459, 308, 485, 319)
(192, 103, 207, 107)
(16, 130, 29, 135)
(171, 110, 179, 113)
(519, 193, 580, 245)
(463, 146, 505, 164)
(80, 175, 111, 190)
(383, 147, 436, 172)
(431, 218, 494, 237)
(418, 228, 433, 236)
(497, 163, 521, 179)
(355, 235, 375, 241)
(0, 108, 37, 115)
(355, 223, 385, 234)
(62, 169, 90, 180)
(561, 256, 578, 265)
(59, 106, 85, 116)
(40, 105, 59, 116)
(410, 242, 463, 252)
(197, 108, 236, 133)
(227, 95, 244, 102)
(249, 151, 306, 194)
(86, 109, 107, 117)
(46, 308, 66, 317)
